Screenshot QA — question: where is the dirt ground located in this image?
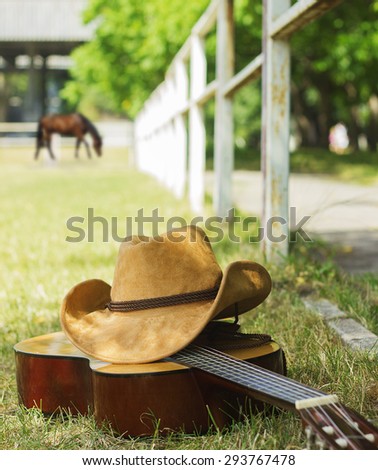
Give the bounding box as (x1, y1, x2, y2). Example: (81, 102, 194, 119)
(206, 170, 378, 274)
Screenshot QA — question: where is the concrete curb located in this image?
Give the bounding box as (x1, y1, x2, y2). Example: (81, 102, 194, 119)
(303, 298, 378, 358)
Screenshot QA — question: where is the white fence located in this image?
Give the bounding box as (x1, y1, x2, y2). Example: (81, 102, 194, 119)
(134, 0, 342, 259)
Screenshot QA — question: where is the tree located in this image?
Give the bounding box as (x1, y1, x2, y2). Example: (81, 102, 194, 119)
(62, 0, 209, 118)
(62, 0, 378, 152)
(290, 0, 378, 150)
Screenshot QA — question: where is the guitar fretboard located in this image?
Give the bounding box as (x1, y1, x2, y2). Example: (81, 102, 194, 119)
(172, 345, 326, 408)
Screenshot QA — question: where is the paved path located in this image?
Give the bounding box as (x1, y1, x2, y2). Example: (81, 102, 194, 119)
(206, 171, 378, 274)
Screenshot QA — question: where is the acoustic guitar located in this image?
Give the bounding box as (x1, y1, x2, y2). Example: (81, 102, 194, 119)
(14, 326, 378, 449)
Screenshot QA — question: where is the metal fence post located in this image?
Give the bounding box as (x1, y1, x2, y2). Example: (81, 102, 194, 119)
(262, 0, 291, 260)
(214, 0, 234, 217)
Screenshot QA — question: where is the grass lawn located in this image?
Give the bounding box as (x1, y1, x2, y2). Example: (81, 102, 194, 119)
(0, 146, 377, 450)
(207, 147, 378, 185)
(289, 148, 378, 184)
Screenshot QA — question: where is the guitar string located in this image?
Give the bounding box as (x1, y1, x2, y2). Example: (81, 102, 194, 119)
(207, 350, 376, 448)
(184, 345, 325, 402)
(300, 406, 349, 449)
(193, 345, 326, 399)
(302, 404, 363, 450)
(303, 394, 377, 447)
(327, 403, 371, 446)
(175, 346, 375, 449)
(195, 348, 376, 448)
(326, 402, 375, 443)
(173, 345, 325, 405)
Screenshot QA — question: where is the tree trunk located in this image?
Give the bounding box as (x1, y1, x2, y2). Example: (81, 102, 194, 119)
(366, 95, 378, 152)
(291, 82, 319, 147)
(344, 82, 361, 151)
(348, 105, 361, 151)
(316, 77, 333, 149)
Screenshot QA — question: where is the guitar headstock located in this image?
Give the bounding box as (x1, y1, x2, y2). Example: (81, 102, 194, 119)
(296, 395, 378, 450)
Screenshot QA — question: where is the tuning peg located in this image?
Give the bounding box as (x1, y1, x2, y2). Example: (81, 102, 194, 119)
(322, 425, 334, 435)
(335, 437, 348, 449)
(364, 433, 375, 443)
(352, 420, 376, 443)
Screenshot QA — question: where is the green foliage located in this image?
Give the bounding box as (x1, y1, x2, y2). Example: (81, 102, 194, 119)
(62, 0, 209, 117)
(233, 0, 262, 71)
(291, 1, 378, 89)
(290, 0, 378, 148)
(62, 0, 378, 152)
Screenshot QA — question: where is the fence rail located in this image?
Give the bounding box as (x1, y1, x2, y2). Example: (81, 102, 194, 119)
(0, 122, 37, 133)
(134, 0, 342, 259)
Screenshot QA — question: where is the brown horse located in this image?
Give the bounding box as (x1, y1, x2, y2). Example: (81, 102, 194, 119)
(35, 113, 103, 160)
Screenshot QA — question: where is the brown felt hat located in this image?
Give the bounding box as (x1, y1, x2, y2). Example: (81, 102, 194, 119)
(61, 225, 271, 364)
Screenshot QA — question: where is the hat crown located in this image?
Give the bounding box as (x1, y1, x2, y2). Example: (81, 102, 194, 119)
(111, 226, 222, 302)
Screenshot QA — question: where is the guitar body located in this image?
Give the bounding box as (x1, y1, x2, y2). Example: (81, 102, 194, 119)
(14, 332, 285, 436)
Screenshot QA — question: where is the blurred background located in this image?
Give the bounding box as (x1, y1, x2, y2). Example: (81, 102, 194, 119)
(1, 0, 377, 153)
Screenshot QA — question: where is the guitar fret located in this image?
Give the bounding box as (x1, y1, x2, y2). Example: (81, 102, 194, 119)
(173, 345, 325, 407)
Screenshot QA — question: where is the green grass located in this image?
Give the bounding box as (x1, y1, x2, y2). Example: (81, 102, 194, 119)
(0, 146, 377, 450)
(290, 148, 378, 184)
(288, 240, 378, 336)
(207, 147, 378, 185)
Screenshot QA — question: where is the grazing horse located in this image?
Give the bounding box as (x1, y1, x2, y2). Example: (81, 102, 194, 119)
(35, 113, 102, 160)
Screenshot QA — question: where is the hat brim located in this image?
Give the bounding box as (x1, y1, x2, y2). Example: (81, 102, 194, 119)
(60, 261, 271, 364)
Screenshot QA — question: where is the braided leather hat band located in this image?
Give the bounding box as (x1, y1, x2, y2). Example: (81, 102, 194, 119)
(106, 286, 219, 312)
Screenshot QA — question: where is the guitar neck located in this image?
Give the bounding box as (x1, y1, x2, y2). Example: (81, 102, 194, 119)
(173, 345, 378, 449)
(172, 344, 327, 410)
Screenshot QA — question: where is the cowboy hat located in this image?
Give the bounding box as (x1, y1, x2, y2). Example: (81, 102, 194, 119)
(60, 225, 271, 364)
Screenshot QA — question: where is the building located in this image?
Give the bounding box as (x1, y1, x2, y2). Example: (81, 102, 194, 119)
(0, 0, 95, 121)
